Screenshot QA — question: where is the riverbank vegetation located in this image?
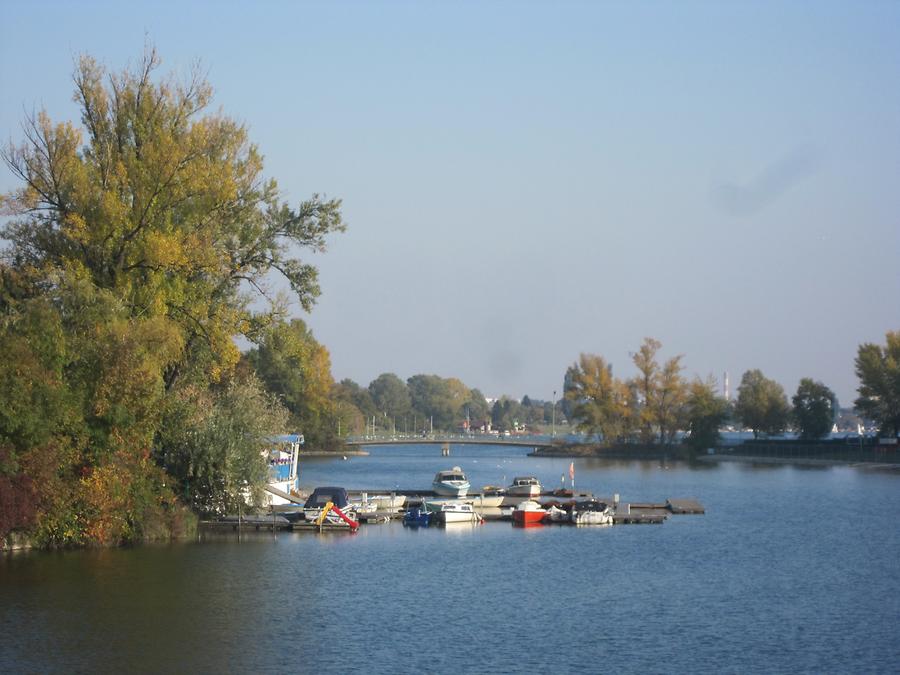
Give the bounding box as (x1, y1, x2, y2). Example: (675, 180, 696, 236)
(562, 334, 899, 453)
(0, 48, 344, 547)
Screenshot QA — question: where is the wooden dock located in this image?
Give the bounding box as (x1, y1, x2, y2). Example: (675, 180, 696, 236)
(207, 493, 704, 533)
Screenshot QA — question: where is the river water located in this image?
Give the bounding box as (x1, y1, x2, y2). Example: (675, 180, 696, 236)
(2, 444, 898, 673)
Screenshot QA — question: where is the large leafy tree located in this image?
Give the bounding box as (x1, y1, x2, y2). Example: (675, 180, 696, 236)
(245, 318, 336, 448)
(368, 373, 412, 426)
(1, 48, 343, 544)
(735, 369, 790, 438)
(854, 331, 900, 437)
(564, 354, 631, 442)
(2, 47, 344, 388)
(792, 378, 836, 440)
(684, 377, 730, 452)
(407, 374, 458, 431)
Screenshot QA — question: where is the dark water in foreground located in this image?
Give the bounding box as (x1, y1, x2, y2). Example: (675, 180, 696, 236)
(2, 445, 899, 674)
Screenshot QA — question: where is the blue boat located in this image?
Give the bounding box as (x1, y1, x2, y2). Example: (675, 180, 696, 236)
(403, 506, 432, 527)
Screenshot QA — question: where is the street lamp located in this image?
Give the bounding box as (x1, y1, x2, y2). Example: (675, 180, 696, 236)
(552, 390, 557, 438)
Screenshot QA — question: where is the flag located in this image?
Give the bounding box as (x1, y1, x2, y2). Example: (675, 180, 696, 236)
(569, 461, 575, 481)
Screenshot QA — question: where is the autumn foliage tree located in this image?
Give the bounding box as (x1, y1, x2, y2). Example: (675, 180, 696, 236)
(564, 354, 632, 442)
(1, 47, 343, 545)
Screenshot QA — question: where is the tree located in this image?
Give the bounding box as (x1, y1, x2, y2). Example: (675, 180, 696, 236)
(735, 369, 790, 438)
(684, 378, 730, 452)
(332, 378, 376, 433)
(631, 337, 661, 443)
(407, 374, 457, 431)
(156, 375, 288, 516)
(564, 354, 630, 441)
(245, 318, 335, 448)
(792, 378, 836, 440)
(462, 388, 490, 426)
(2, 46, 344, 390)
(854, 331, 900, 437)
(0, 48, 343, 543)
(653, 354, 688, 445)
(368, 373, 411, 429)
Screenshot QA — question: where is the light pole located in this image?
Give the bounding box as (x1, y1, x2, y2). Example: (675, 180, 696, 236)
(552, 390, 557, 438)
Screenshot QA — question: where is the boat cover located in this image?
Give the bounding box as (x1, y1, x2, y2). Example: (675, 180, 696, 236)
(304, 487, 350, 509)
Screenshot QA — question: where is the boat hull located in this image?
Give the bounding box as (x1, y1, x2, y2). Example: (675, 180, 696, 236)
(571, 511, 613, 525)
(432, 482, 470, 497)
(437, 510, 479, 524)
(512, 509, 545, 525)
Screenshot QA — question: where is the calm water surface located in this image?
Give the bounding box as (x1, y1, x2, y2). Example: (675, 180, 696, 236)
(2, 444, 899, 673)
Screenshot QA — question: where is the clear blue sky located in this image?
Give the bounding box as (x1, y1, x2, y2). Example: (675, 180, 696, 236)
(2, 1, 899, 405)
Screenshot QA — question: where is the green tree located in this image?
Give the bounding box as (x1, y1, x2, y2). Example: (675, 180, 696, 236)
(368, 373, 412, 427)
(156, 375, 288, 516)
(564, 354, 630, 441)
(245, 318, 336, 449)
(792, 378, 836, 440)
(854, 331, 900, 437)
(407, 374, 457, 431)
(331, 378, 375, 434)
(462, 388, 490, 426)
(735, 369, 790, 438)
(684, 377, 730, 452)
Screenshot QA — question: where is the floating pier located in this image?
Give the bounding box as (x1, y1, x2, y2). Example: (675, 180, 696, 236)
(201, 491, 706, 533)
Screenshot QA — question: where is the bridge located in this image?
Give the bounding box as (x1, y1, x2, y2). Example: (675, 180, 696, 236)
(345, 435, 556, 450)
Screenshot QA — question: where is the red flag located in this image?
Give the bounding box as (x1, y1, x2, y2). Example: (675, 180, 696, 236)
(569, 461, 575, 481)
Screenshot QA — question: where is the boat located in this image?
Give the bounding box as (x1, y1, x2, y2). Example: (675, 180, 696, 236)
(471, 493, 505, 508)
(303, 487, 359, 527)
(543, 504, 570, 523)
(402, 506, 432, 527)
(570, 500, 613, 526)
(263, 434, 303, 506)
(429, 501, 482, 524)
(512, 500, 546, 525)
(432, 467, 470, 497)
(367, 494, 407, 510)
(507, 476, 542, 497)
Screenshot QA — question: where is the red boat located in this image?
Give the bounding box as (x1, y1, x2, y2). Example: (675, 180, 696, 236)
(512, 500, 546, 525)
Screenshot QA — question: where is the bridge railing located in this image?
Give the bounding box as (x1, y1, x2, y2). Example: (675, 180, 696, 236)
(345, 433, 561, 445)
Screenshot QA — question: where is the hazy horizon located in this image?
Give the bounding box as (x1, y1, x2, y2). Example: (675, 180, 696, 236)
(2, 1, 898, 404)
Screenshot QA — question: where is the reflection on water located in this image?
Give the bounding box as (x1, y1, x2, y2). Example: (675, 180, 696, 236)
(3, 445, 899, 673)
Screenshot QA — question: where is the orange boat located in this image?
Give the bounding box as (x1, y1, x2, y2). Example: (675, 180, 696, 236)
(512, 500, 545, 525)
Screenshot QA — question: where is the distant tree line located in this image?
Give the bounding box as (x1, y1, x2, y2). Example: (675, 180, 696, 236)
(327, 373, 560, 436)
(563, 332, 900, 450)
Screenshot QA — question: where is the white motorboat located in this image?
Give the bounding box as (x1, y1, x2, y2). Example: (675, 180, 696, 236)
(428, 501, 482, 524)
(544, 504, 570, 523)
(432, 467, 470, 497)
(366, 494, 407, 510)
(571, 500, 613, 526)
(506, 476, 542, 497)
(471, 493, 505, 508)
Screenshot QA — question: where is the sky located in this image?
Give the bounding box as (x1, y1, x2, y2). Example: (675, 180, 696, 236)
(2, 1, 899, 405)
